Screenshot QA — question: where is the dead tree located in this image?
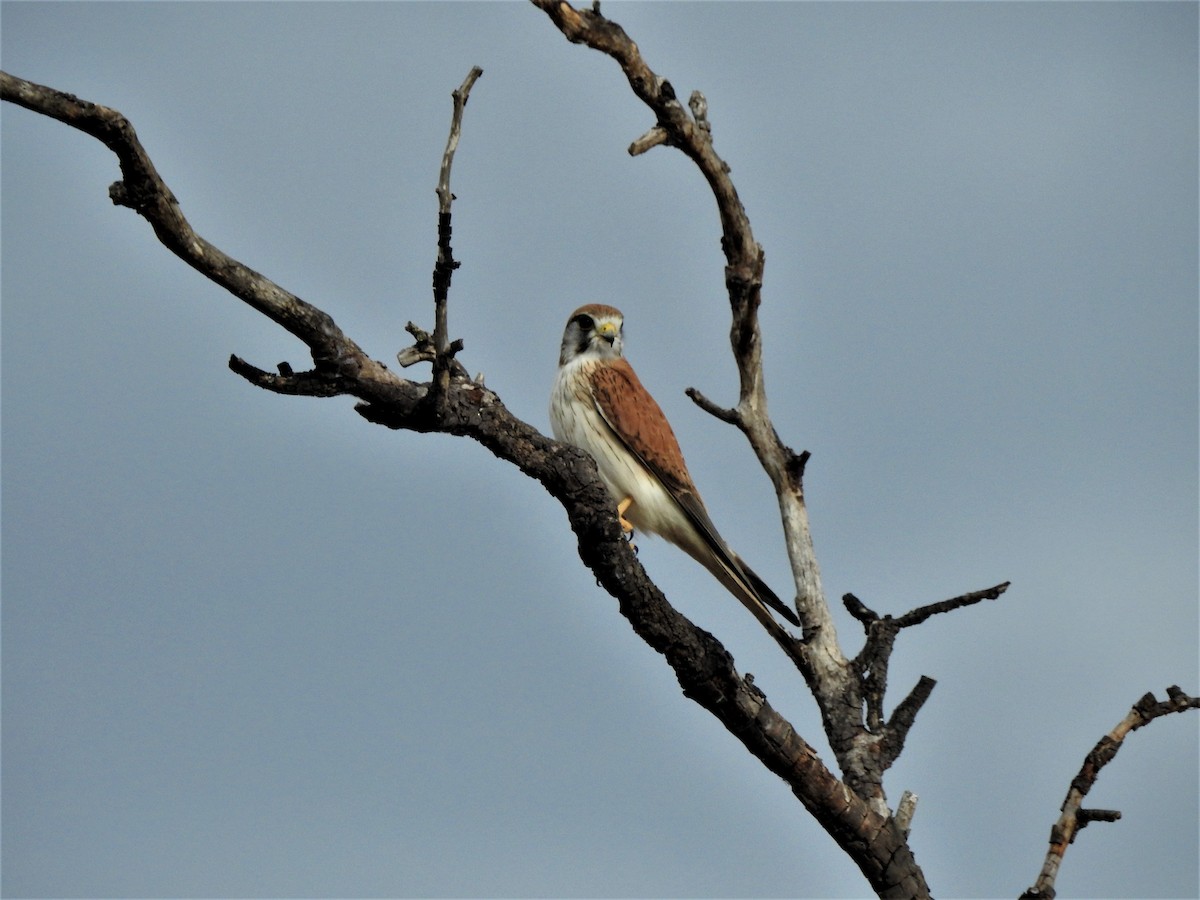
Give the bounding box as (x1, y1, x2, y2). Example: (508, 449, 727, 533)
(2, 3, 1194, 897)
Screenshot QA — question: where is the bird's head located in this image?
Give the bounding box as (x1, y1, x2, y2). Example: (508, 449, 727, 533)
(558, 303, 625, 366)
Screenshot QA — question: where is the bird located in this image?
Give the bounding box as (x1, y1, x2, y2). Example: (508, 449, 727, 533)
(550, 302, 800, 634)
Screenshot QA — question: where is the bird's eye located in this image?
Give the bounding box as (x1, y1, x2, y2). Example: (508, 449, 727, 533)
(572, 313, 594, 331)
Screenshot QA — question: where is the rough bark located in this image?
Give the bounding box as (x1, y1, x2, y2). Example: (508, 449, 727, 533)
(530, 0, 1014, 855)
(1021, 686, 1200, 900)
(3, 8, 1195, 895)
(0, 65, 923, 899)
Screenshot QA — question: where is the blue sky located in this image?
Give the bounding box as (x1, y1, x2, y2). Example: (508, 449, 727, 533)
(3, 3, 1197, 897)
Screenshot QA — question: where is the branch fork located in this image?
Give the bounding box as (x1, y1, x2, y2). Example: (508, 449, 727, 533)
(1022, 686, 1199, 899)
(7, 8, 1195, 896)
(428, 66, 483, 411)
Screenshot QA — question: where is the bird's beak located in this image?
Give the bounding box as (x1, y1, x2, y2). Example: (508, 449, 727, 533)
(595, 322, 617, 345)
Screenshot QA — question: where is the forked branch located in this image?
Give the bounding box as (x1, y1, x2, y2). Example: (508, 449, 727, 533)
(529, 5, 1007, 854)
(13, 12, 1190, 895)
(0, 72, 384, 389)
(847, 582, 1011, 737)
(530, 0, 849, 770)
(430, 65, 483, 405)
(1, 62, 922, 898)
(1021, 686, 1199, 899)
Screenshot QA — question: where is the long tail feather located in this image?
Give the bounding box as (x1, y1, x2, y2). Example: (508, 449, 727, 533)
(732, 553, 801, 627)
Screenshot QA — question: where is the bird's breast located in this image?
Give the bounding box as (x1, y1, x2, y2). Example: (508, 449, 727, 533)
(550, 360, 678, 539)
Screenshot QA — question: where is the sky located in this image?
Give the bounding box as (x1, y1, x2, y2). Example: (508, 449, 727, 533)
(2, 3, 1197, 898)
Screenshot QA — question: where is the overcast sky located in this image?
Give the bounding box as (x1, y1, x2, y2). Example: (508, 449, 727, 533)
(3, 3, 1197, 898)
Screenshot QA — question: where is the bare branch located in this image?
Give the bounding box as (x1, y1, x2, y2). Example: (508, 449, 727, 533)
(1021, 686, 1200, 900)
(847, 583, 1011, 636)
(628, 125, 668, 156)
(2, 62, 929, 897)
(881, 676, 937, 768)
(844, 592, 879, 625)
(1076, 808, 1121, 828)
(685, 386, 741, 426)
(895, 581, 1011, 628)
(845, 582, 1012, 778)
(435, 66, 483, 215)
(529, 0, 851, 791)
(0, 71, 390, 389)
(430, 66, 483, 408)
(228, 356, 346, 397)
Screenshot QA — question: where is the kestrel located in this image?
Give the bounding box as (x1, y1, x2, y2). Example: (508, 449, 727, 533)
(550, 303, 800, 633)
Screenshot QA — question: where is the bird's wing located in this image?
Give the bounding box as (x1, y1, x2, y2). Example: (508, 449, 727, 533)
(588, 359, 799, 627)
(587, 358, 695, 497)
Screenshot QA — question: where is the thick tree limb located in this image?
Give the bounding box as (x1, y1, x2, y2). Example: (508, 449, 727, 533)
(0, 65, 927, 899)
(0, 72, 385, 389)
(527, 0, 827, 630)
(529, 0, 897, 819)
(18, 12, 1190, 893)
(528, 6, 1002, 856)
(1021, 686, 1199, 900)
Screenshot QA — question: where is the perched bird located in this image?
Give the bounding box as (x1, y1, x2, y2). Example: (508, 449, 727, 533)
(550, 303, 800, 633)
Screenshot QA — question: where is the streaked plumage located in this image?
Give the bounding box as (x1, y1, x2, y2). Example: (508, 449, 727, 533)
(550, 303, 799, 633)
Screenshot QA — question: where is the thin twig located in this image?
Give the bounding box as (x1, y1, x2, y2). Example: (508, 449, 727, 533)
(685, 386, 741, 425)
(435, 66, 484, 216)
(2, 71, 885, 890)
(847, 582, 1010, 764)
(228, 356, 346, 397)
(843, 592, 879, 625)
(881, 675, 937, 767)
(528, 0, 846, 723)
(628, 125, 668, 156)
(895, 581, 1011, 628)
(429, 66, 482, 409)
(1021, 686, 1199, 900)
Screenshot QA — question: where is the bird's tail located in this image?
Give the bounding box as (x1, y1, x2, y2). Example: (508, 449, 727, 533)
(732, 553, 801, 628)
(689, 541, 801, 634)
(729, 552, 801, 629)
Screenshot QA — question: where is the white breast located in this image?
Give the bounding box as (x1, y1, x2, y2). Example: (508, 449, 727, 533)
(550, 357, 684, 542)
